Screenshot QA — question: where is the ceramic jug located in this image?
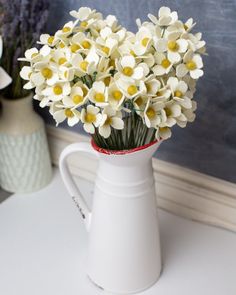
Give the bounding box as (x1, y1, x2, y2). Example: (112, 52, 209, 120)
(59, 139, 162, 294)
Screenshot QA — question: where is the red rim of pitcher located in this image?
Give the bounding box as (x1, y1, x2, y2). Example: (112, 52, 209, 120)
(91, 138, 161, 155)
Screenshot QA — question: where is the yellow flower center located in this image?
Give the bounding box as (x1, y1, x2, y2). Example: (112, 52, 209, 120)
(145, 83, 151, 92)
(130, 50, 136, 57)
(127, 85, 138, 95)
(102, 46, 110, 55)
(73, 95, 84, 104)
(141, 37, 150, 47)
(80, 21, 88, 28)
(104, 77, 111, 86)
(94, 92, 105, 102)
(48, 36, 54, 45)
(105, 117, 112, 125)
(109, 59, 115, 68)
(65, 109, 74, 118)
(64, 71, 68, 78)
(161, 58, 171, 68)
(156, 91, 163, 97)
(168, 41, 179, 51)
(165, 108, 172, 116)
(186, 60, 197, 70)
(80, 61, 89, 71)
(31, 53, 38, 58)
(58, 57, 67, 65)
(135, 97, 143, 107)
(53, 85, 63, 95)
(59, 42, 65, 48)
(174, 90, 183, 98)
(146, 107, 156, 119)
(62, 26, 71, 33)
(123, 66, 134, 76)
(112, 90, 123, 101)
(41, 68, 53, 79)
(85, 112, 96, 123)
(82, 40, 91, 49)
(71, 44, 80, 53)
(82, 86, 88, 96)
(184, 24, 188, 31)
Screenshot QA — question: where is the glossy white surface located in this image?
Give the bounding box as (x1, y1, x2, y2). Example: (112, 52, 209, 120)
(0, 170, 236, 295)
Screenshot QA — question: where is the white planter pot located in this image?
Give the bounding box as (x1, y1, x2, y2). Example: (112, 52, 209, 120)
(59, 139, 162, 294)
(0, 94, 52, 193)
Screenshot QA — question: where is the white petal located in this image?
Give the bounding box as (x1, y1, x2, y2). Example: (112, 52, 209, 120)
(31, 72, 45, 86)
(99, 125, 111, 138)
(190, 69, 204, 79)
(132, 67, 144, 80)
(177, 39, 188, 53)
(176, 64, 188, 78)
(167, 77, 178, 90)
(159, 7, 171, 17)
(152, 65, 166, 76)
(68, 116, 79, 126)
(84, 123, 95, 134)
(111, 117, 124, 130)
(53, 110, 66, 124)
(93, 81, 105, 93)
(155, 38, 167, 52)
(171, 104, 181, 117)
(121, 55, 135, 68)
(178, 81, 188, 93)
(193, 54, 203, 68)
(159, 16, 172, 26)
(168, 51, 181, 64)
(20, 66, 31, 80)
(147, 14, 158, 24)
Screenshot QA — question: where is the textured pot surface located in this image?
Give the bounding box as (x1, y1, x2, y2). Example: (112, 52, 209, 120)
(59, 140, 162, 294)
(0, 95, 52, 193)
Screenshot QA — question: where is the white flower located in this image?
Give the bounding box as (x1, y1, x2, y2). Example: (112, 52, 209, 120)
(156, 34, 188, 64)
(148, 7, 178, 26)
(167, 77, 192, 109)
(156, 127, 172, 140)
(55, 21, 75, 38)
(152, 53, 173, 76)
(144, 76, 161, 96)
(71, 49, 99, 75)
(42, 82, 71, 101)
(144, 100, 164, 128)
(117, 55, 145, 80)
(70, 7, 95, 21)
(159, 101, 182, 127)
(133, 95, 148, 114)
(81, 105, 102, 134)
(63, 86, 88, 108)
(99, 107, 124, 138)
(176, 50, 204, 79)
(108, 82, 125, 110)
(72, 32, 93, 50)
(38, 34, 58, 47)
(116, 79, 146, 99)
(152, 85, 171, 102)
(53, 105, 80, 127)
(96, 37, 118, 57)
(18, 47, 41, 63)
(133, 27, 153, 55)
(31, 62, 59, 87)
(89, 81, 108, 107)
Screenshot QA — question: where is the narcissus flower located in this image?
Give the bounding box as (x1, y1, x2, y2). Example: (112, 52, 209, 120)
(99, 107, 124, 138)
(81, 105, 102, 134)
(176, 50, 203, 79)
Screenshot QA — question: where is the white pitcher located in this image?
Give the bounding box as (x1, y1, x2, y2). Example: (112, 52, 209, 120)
(59, 139, 162, 294)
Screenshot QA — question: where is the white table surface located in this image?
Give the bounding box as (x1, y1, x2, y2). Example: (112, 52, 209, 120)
(0, 169, 236, 295)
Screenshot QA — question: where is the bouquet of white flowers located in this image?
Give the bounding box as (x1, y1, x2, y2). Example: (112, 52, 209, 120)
(19, 6, 206, 150)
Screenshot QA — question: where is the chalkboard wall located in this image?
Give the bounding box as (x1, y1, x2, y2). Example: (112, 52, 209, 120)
(37, 0, 236, 183)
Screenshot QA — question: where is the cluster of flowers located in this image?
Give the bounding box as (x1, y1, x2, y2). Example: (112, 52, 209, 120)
(20, 6, 205, 140)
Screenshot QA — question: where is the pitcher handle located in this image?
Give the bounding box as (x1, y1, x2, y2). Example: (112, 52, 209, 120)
(59, 142, 98, 231)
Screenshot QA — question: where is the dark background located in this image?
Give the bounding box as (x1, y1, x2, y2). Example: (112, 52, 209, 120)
(37, 0, 236, 183)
